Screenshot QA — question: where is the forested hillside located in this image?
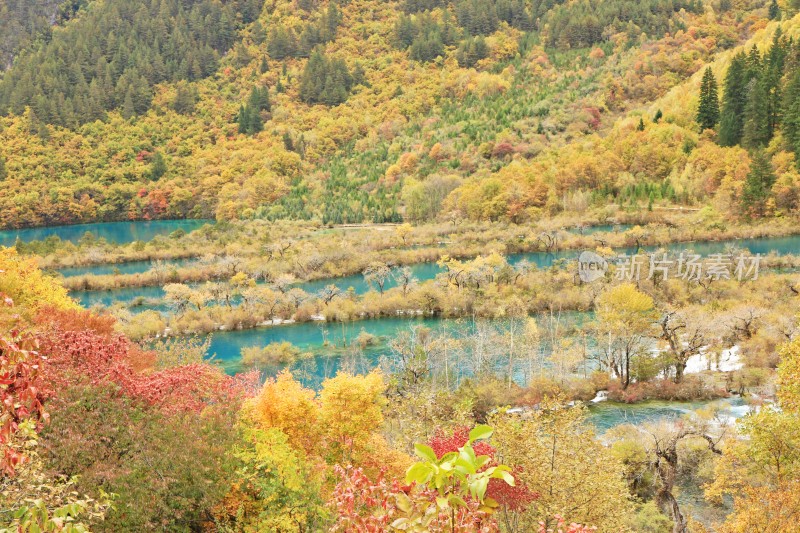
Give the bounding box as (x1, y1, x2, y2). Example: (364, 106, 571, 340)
(0, 0, 263, 126)
(0, 0, 79, 70)
(0, 0, 778, 228)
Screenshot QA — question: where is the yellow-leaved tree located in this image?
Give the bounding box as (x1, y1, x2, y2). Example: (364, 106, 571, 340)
(216, 424, 328, 532)
(0, 247, 76, 321)
(777, 336, 800, 411)
(246, 370, 409, 478)
(248, 370, 321, 454)
(594, 282, 658, 388)
(488, 399, 634, 531)
(318, 370, 386, 465)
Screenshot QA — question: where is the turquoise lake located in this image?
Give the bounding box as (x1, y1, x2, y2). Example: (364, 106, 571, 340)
(208, 313, 592, 374)
(43, 219, 773, 430)
(0, 219, 213, 247)
(569, 223, 631, 235)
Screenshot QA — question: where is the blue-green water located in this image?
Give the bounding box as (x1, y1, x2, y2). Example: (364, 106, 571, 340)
(73, 285, 168, 308)
(309, 233, 800, 295)
(207, 313, 591, 383)
(587, 397, 750, 432)
(209, 316, 448, 377)
(35, 219, 764, 431)
(0, 219, 212, 247)
(204, 315, 751, 431)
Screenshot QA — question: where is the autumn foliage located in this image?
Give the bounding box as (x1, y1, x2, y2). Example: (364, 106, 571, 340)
(248, 369, 407, 475)
(0, 248, 76, 323)
(329, 466, 405, 533)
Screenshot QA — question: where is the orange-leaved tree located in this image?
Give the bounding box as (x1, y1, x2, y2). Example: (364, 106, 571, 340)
(247, 369, 408, 476)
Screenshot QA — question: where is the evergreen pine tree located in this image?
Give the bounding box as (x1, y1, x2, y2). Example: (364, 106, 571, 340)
(325, 3, 341, 40)
(352, 63, 366, 87)
(742, 78, 771, 148)
(247, 106, 263, 133)
(782, 69, 800, 168)
(0, 156, 6, 181)
(249, 86, 270, 112)
(122, 89, 136, 119)
(268, 26, 297, 60)
(172, 84, 196, 114)
(321, 74, 337, 106)
(149, 151, 167, 181)
(300, 50, 324, 103)
(37, 122, 50, 141)
(236, 105, 249, 134)
(654, 109, 663, 123)
(741, 150, 776, 217)
(746, 45, 762, 78)
(765, 30, 787, 137)
(299, 50, 353, 105)
(696, 67, 719, 131)
(261, 87, 271, 111)
(251, 20, 267, 44)
(395, 15, 416, 48)
(637, 117, 645, 131)
(233, 42, 252, 68)
(719, 53, 748, 146)
(769, 0, 780, 20)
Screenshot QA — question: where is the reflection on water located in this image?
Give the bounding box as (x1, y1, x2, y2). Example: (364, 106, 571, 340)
(0, 219, 212, 247)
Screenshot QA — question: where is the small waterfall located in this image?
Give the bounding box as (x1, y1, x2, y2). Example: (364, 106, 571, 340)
(591, 390, 609, 403)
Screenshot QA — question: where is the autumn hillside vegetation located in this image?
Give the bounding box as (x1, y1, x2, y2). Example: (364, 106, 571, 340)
(0, 0, 784, 228)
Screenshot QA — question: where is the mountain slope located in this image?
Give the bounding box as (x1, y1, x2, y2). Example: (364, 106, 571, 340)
(0, 0, 774, 228)
(452, 12, 800, 225)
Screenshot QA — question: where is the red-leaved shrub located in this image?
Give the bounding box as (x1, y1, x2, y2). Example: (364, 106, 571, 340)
(38, 323, 257, 415)
(330, 465, 500, 533)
